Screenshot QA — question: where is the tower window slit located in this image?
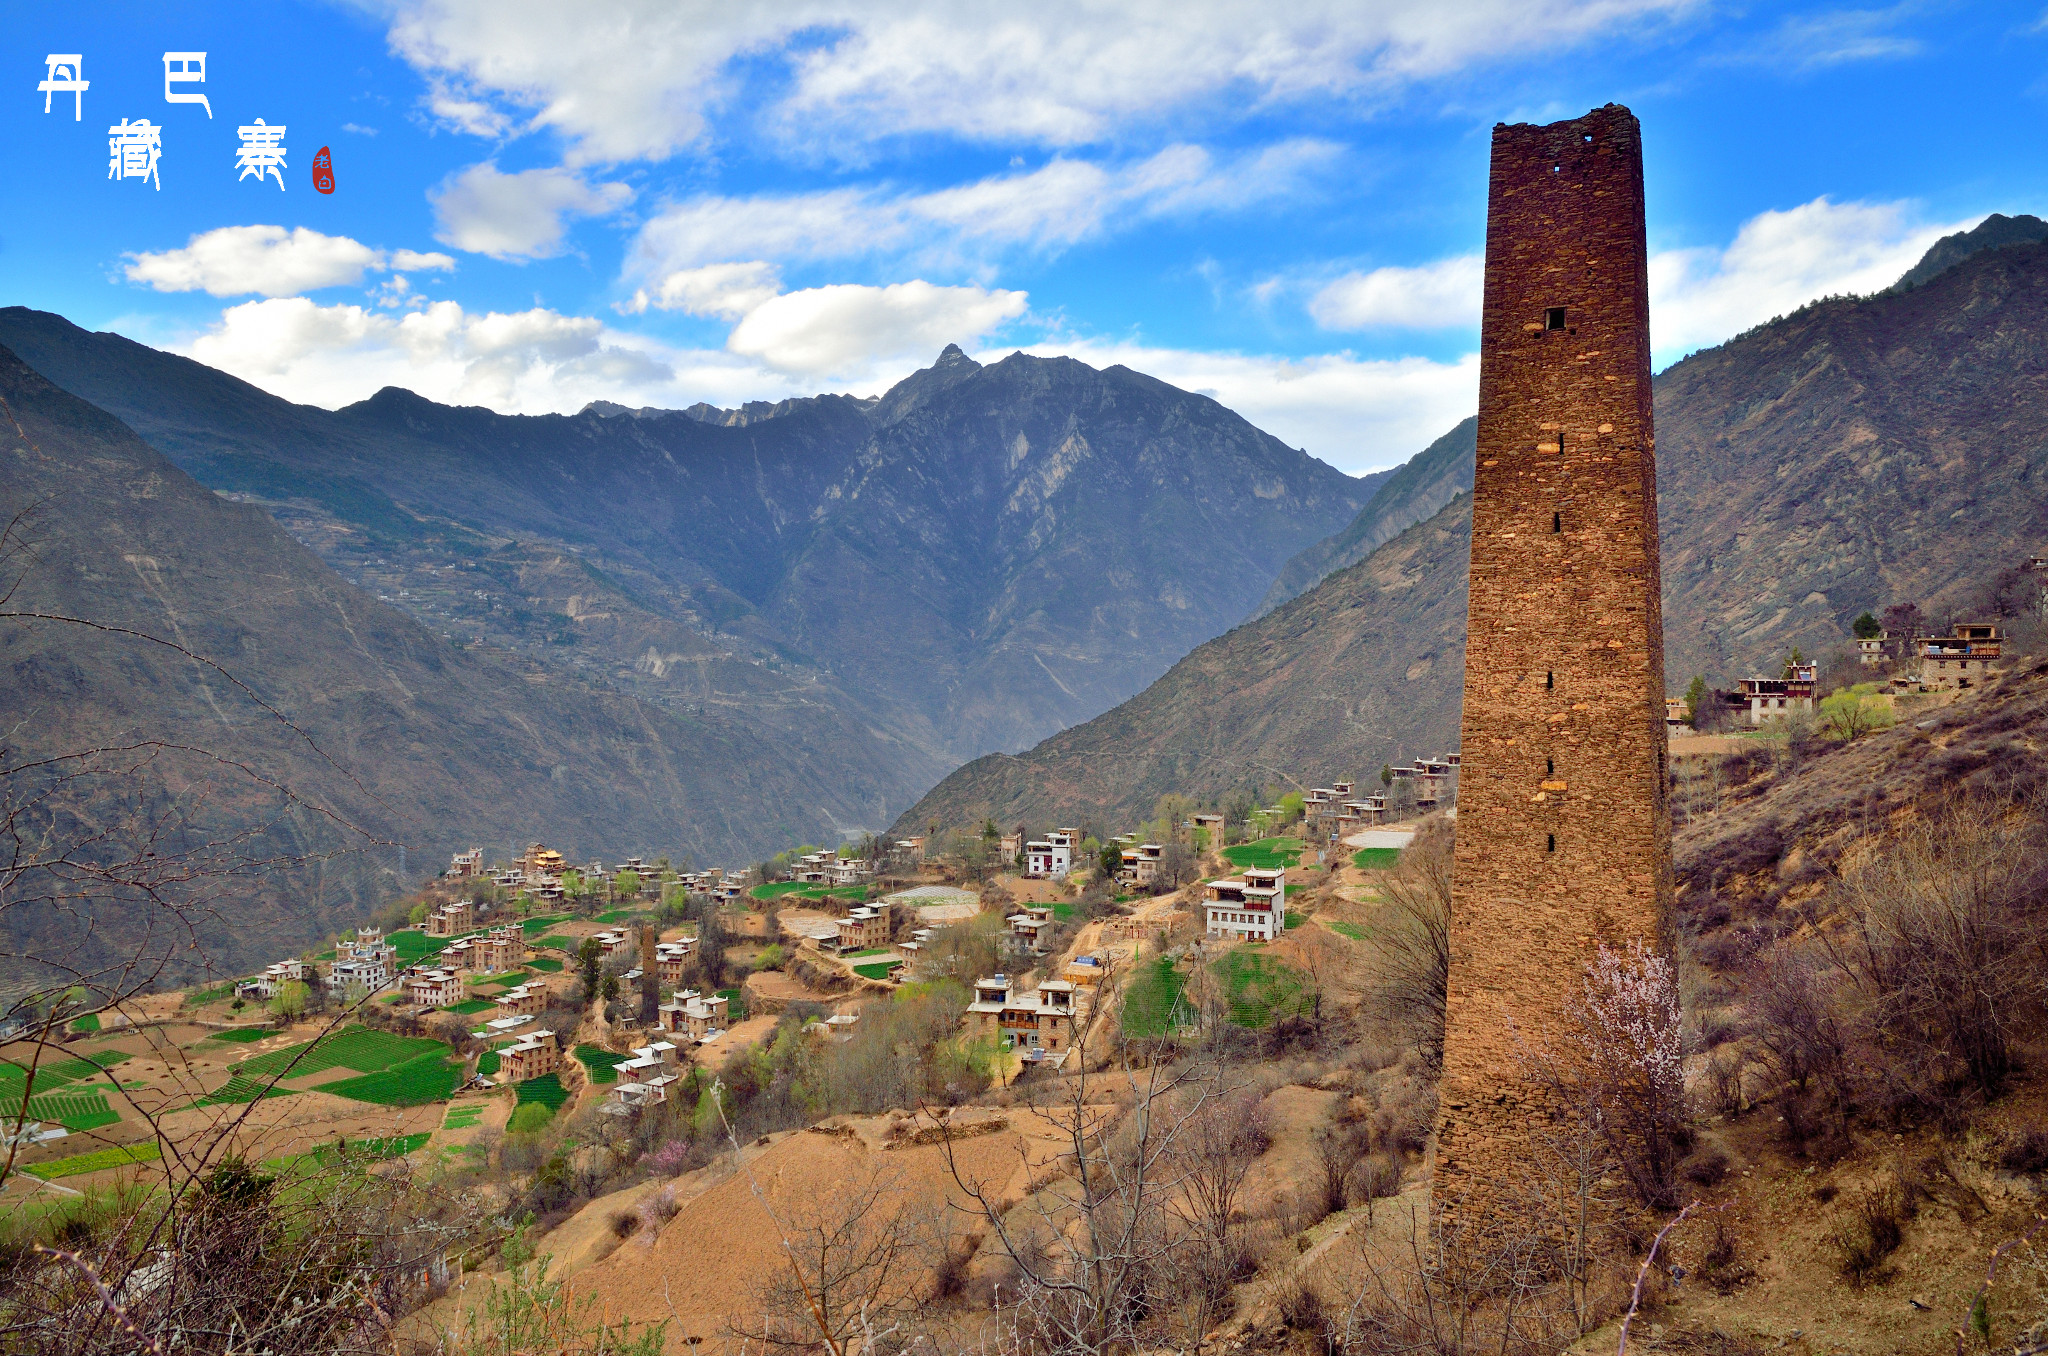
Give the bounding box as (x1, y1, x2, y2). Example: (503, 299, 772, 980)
(1546, 758, 1554, 776)
(1546, 834, 1556, 853)
(1552, 510, 1561, 533)
(1545, 671, 1554, 691)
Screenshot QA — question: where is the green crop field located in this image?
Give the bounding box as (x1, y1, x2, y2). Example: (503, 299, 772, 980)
(193, 1073, 298, 1108)
(594, 908, 650, 923)
(525, 956, 563, 973)
(1351, 847, 1402, 871)
(1050, 902, 1077, 920)
(204, 1027, 272, 1044)
(443, 1102, 487, 1129)
(1223, 837, 1304, 871)
(1119, 957, 1191, 1038)
(521, 915, 571, 935)
(448, 999, 495, 1015)
(476, 1050, 500, 1077)
(534, 935, 576, 951)
(1284, 911, 1304, 929)
(324, 1052, 461, 1107)
(717, 988, 746, 1021)
(748, 881, 872, 902)
(69, 1013, 100, 1034)
(183, 983, 238, 1006)
(514, 1073, 568, 1111)
(0, 1058, 127, 1132)
(1327, 921, 1368, 941)
(853, 960, 900, 981)
(20, 1089, 120, 1131)
(1212, 950, 1311, 1029)
(28, 1142, 162, 1180)
(235, 1027, 447, 1082)
(386, 930, 444, 964)
(844, 947, 892, 958)
(573, 1045, 620, 1084)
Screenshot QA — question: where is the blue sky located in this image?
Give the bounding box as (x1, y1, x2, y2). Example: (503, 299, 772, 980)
(4, 1, 2046, 473)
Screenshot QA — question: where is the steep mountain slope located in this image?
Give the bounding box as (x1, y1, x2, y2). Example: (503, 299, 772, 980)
(0, 314, 1370, 766)
(897, 237, 2048, 834)
(1253, 417, 1476, 617)
(898, 496, 1472, 831)
(1656, 238, 2048, 684)
(1889, 212, 2048, 293)
(0, 344, 912, 982)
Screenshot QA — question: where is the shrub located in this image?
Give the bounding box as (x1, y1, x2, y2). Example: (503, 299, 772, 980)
(2000, 1128, 2048, 1175)
(1828, 1182, 1909, 1287)
(1680, 1145, 1732, 1186)
(508, 1102, 554, 1135)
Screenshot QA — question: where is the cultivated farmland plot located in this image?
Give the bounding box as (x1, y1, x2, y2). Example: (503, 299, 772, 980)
(199, 1026, 459, 1108)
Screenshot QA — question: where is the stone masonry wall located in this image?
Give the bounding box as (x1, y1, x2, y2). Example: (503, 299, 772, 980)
(1433, 105, 1673, 1210)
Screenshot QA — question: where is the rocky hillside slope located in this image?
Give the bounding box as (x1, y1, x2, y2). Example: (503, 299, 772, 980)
(898, 230, 2048, 833)
(0, 345, 913, 983)
(897, 496, 1472, 830)
(1253, 416, 1475, 618)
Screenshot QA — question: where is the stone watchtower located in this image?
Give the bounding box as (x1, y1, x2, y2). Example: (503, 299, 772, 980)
(1433, 105, 1672, 1206)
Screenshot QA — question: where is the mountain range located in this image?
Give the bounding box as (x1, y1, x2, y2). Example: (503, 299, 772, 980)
(0, 315, 1424, 977)
(896, 222, 2048, 833)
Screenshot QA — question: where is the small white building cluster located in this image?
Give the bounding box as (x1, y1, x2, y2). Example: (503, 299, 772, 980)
(1024, 828, 1082, 878)
(1203, 866, 1285, 943)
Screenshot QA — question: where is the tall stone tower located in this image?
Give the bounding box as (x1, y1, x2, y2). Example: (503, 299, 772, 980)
(1433, 104, 1672, 1206)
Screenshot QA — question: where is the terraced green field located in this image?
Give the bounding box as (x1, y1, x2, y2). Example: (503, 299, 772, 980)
(193, 1072, 298, 1107)
(514, 1073, 567, 1112)
(1223, 837, 1304, 871)
(1211, 949, 1310, 1029)
(476, 1050, 500, 1077)
(448, 999, 495, 1015)
(1119, 958, 1191, 1038)
(0, 1056, 128, 1130)
(1327, 921, 1368, 941)
(853, 961, 901, 981)
(573, 1045, 620, 1084)
(1351, 848, 1402, 871)
(525, 957, 564, 973)
(234, 1028, 446, 1081)
(27, 1142, 161, 1180)
(521, 915, 572, 935)
(204, 1027, 272, 1044)
(324, 1052, 461, 1107)
(443, 1102, 487, 1129)
(748, 881, 872, 902)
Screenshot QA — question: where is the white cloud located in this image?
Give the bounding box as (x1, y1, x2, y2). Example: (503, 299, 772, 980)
(1024, 339, 1478, 473)
(623, 261, 784, 317)
(123, 226, 455, 298)
(390, 248, 457, 272)
(1649, 196, 1969, 364)
(625, 141, 1337, 288)
(180, 297, 678, 411)
(429, 162, 634, 260)
(1308, 255, 1484, 330)
(729, 281, 1028, 378)
(1298, 195, 1972, 366)
(1735, 7, 1924, 70)
(385, 0, 1695, 163)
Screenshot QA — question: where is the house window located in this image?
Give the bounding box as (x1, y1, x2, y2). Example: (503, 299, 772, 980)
(1544, 307, 1567, 331)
